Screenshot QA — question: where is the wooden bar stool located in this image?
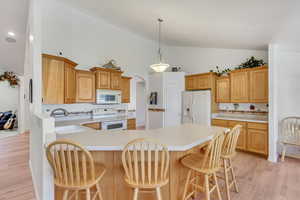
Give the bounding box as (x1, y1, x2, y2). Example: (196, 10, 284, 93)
(46, 139, 106, 200)
(181, 132, 225, 200)
(121, 138, 170, 200)
(220, 125, 242, 200)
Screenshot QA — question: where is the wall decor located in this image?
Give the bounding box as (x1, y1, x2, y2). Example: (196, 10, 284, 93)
(0, 71, 19, 86)
(102, 59, 121, 71)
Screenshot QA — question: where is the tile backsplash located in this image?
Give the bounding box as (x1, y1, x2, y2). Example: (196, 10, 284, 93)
(43, 103, 128, 114)
(218, 103, 268, 112)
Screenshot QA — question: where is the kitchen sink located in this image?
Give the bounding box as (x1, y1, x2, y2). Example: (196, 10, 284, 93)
(55, 125, 86, 134)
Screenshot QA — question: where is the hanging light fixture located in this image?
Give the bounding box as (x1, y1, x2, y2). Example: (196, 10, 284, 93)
(150, 18, 169, 72)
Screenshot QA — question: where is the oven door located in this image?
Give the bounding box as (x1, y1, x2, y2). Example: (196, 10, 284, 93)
(102, 120, 127, 130)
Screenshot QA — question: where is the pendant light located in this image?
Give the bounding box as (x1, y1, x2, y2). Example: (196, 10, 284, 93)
(150, 18, 169, 72)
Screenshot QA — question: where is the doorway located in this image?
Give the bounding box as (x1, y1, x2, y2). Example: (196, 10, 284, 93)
(135, 76, 146, 130)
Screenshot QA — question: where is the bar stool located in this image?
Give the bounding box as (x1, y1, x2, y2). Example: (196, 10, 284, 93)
(220, 125, 242, 200)
(46, 139, 106, 200)
(121, 138, 170, 200)
(181, 132, 225, 200)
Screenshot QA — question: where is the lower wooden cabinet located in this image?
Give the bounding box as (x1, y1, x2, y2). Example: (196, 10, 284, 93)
(82, 122, 101, 130)
(121, 76, 131, 103)
(127, 118, 136, 130)
(211, 119, 268, 155)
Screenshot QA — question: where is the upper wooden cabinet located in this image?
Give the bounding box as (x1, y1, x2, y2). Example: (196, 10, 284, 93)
(76, 70, 95, 103)
(42, 54, 77, 104)
(230, 70, 249, 103)
(121, 76, 131, 103)
(91, 67, 123, 90)
(249, 67, 268, 103)
(216, 76, 230, 103)
(185, 72, 215, 91)
(64, 63, 77, 104)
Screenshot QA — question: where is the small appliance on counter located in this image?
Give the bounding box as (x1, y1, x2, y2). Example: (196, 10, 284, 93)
(96, 89, 121, 105)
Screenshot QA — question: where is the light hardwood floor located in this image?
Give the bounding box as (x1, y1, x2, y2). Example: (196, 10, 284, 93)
(0, 133, 300, 200)
(0, 133, 36, 200)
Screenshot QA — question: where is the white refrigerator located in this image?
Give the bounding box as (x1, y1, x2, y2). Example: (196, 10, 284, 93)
(148, 72, 185, 129)
(182, 90, 211, 126)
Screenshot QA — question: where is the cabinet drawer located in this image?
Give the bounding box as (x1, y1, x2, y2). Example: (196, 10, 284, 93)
(211, 119, 228, 127)
(82, 122, 101, 130)
(247, 122, 268, 130)
(228, 120, 247, 128)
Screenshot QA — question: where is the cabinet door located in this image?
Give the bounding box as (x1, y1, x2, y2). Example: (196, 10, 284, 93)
(185, 76, 196, 90)
(230, 71, 249, 102)
(42, 56, 64, 104)
(127, 118, 136, 130)
(247, 129, 268, 155)
(216, 77, 230, 102)
(196, 75, 211, 89)
(211, 119, 228, 127)
(96, 71, 110, 89)
(121, 77, 131, 103)
(64, 63, 76, 104)
(76, 70, 95, 103)
(228, 121, 247, 150)
(110, 72, 122, 90)
(250, 68, 268, 103)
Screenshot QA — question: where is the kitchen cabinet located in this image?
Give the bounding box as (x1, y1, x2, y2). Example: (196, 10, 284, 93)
(211, 119, 268, 155)
(82, 122, 101, 130)
(185, 73, 215, 91)
(228, 120, 247, 150)
(127, 118, 136, 130)
(96, 70, 110, 89)
(230, 70, 249, 102)
(216, 76, 230, 102)
(121, 76, 131, 103)
(76, 70, 95, 103)
(42, 54, 77, 104)
(249, 67, 268, 103)
(91, 67, 123, 90)
(110, 71, 122, 90)
(64, 63, 77, 104)
(247, 122, 268, 155)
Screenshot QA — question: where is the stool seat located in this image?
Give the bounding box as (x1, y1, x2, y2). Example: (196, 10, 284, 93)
(181, 153, 219, 174)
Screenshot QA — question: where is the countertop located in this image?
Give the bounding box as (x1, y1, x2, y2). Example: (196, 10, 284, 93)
(57, 123, 228, 151)
(55, 115, 135, 127)
(212, 113, 268, 123)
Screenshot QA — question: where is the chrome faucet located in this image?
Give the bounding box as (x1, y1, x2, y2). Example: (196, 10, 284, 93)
(50, 108, 69, 117)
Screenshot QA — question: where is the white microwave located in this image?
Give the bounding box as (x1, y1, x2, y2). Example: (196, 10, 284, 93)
(96, 90, 121, 104)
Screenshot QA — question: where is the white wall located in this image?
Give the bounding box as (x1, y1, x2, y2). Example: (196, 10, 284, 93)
(0, 69, 19, 112)
(136, 81, 146, 126)
(165, 46, 268, 74)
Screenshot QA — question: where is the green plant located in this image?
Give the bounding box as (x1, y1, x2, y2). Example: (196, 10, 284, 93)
(235, 56, 265, 69)
(210, 66, 231, 76)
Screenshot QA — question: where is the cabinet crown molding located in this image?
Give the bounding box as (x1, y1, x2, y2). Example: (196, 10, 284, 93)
(90, 67, 123, 74)
(42, 54, 78, 67)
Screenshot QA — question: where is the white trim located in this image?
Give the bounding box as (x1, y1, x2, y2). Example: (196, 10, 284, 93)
(29, 159, 40, 200)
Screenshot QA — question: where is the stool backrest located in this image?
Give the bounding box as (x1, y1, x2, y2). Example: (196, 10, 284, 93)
(201, 132, 225, 171)
(46, 139, 95, 187)
(122, 138, 169, 185)
(280, 117, 300, 145)
(222, 125, 242, 156)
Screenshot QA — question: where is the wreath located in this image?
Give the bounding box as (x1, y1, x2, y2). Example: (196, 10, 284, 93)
(0, 71, 19, 86)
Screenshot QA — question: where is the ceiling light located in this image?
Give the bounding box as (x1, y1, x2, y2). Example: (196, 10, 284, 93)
(150, 19, 169, 72)
(29, 35, 34, 42)
(8, 32, 15, 37)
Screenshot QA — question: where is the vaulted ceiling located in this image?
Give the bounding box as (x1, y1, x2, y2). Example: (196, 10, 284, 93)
(61, 0, 297, 50)
(0, 0, 28, 75)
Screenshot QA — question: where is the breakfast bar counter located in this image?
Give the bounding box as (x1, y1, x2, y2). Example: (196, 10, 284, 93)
(56, 124, 228, 200)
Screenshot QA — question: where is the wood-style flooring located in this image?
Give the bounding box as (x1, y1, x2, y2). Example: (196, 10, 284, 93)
(0, 133, 36, 200)
(0, 133, 300, 200)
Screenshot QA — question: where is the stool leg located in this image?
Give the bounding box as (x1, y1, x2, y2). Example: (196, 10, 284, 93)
(204, 174, 210, 200)
(229, 158, 238, 193)
(156, 187, 162, 200)
(133, 188, 139, 200)
(223, 158, 231, 200)
(182, 170, 192, 200)
(75, 191, 79, 200)
(62, 190, 69, 200)
(213, 172, 222, 200)
(86, 188, 91, 200)
(281, 144, 286, 162)
(96, 183, 104, 200)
